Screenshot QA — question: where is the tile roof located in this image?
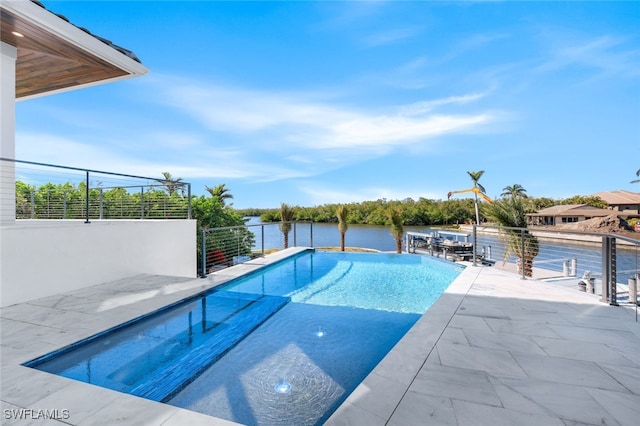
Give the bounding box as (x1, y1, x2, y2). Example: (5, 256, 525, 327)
(593, 190, 640, 205)
(528, 204, 614, 216)
(31, 0, 141, 63)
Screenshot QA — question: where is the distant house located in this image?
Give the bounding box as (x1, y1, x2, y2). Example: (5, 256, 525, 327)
(593, 190, 640, 216)
(526, 204, 629, 226)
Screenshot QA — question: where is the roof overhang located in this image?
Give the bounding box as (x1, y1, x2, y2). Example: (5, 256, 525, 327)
(1, 0, 148, 100)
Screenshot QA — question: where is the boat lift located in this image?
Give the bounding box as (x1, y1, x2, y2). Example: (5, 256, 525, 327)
(406, 230, 475, 262)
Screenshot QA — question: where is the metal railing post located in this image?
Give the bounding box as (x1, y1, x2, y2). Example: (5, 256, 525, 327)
(187, 183, 192, 219)
(610, 237, 618, 306)
(293, 221, 297, 247)
(30, 190, 35, 219)
(85, 171, 90, 223)
(472, 225, 477, 266)
(200, 229, 207, 278)
(140, 187, 144, 219)
(99, 188, 104, 220)
(261, 225, 265, 256)
(63, 190, 67, 219)
(601, 236, 610, 303)
(521, 229, 526, 280)
(310, 222, 314, 247)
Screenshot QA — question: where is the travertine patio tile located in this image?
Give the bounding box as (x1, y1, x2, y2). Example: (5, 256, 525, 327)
(487, 376, 555, 417)
(27, 293, 96, 311)
(447, 313, 492, 331)
(532, 335, 638, 367)
(439, 327, 469, 345)
(560, 311, 640, 332)
(343, 371, 409, 422)
(484, 317, 564, 338)
(512, 353, 628, 391)
(604, 339, 640, 367)
(463, 328, 547, 355)
(454, 303, 511, 320)
(494, 377, 621, 425)
(76, 394, 177, 426)
(1, 368, 72, 407)
(324, 400, 386, 426)
(451, 399, 565, 426)
(547, 323, 639, 346)
(584, 388, 640, 426)
(411, 364, 502, 406)
(386, 392, 457, 426)
(367, 344, 427, 386)
(0, 319, 62, 347)
(1, 340, 63, 365)
(162, 408, 240, 425)
(28, 380, 120, 425)
(599, 363, 640, 394)
(436, 341, 528, 379)
(0, 303, 66, 324)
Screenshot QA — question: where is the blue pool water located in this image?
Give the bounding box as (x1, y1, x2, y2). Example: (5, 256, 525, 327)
(26, 250, 462, 425)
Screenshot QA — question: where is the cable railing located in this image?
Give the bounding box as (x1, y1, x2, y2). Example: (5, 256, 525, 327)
(472, 224, 639, 314)
(198, 221, 314, 277)
(2, 158, 191, 221)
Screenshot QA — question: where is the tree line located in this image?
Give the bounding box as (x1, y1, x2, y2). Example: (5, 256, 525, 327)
(238, 193, 609, 227)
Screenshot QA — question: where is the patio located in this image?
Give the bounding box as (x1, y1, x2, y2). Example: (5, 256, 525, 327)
(1, 248, 638, 425)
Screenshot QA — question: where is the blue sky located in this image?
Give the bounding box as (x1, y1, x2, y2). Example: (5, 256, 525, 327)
(15, 1, 640, 209)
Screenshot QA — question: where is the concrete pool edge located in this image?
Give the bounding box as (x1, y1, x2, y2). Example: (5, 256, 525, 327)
(325, 263, 480, 424)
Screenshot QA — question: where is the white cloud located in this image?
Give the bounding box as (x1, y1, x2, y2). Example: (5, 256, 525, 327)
(152, 75, 496, 152)
(535, 33, 640, 79)
(364, 26, 423, 47)
(17, 75, 501, 186)
(397, 92, 488, 116)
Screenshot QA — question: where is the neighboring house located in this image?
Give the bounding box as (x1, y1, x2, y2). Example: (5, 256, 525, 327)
(1, 1, 196, 307)
(526, 204, 629, 226)
(593, 190, 640, 216)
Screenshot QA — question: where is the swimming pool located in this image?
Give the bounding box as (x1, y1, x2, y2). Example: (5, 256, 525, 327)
(25, 250, 462, 425)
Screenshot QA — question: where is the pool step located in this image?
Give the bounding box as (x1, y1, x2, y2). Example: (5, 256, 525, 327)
(128, 292, 289, 402)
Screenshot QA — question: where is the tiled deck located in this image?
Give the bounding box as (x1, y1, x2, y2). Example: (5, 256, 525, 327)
(2, 248, 639, 425)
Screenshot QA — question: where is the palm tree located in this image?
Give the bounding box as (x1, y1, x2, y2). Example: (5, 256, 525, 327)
(336, 205, 349, 251)
(205, 184, 234, 205)
(279, 203, 295, 249)
(159, 172, 182, 196)
(631, 169, 640, 184)
(388, 208, 404, 254)
(467, 170, 486, 225)
(501, 184, 527, 199)
(483, 197, 539, 277)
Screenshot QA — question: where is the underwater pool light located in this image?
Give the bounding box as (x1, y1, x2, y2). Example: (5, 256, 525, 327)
(274, 380, 291, 394)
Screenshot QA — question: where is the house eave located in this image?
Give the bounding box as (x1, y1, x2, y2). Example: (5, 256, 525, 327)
(1, 0, 148, 99)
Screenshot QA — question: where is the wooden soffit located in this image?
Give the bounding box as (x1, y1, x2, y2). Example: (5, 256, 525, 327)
(1, 1, 147, 99)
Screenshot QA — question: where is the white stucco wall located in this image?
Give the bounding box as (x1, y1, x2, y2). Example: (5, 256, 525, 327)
(0, 220, 196, 307)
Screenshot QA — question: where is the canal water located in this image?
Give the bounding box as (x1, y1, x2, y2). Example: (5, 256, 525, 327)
(245, 217, 639, 283)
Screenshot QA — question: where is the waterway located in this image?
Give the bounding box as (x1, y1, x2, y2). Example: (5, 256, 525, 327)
(245, 217, 639, 283)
